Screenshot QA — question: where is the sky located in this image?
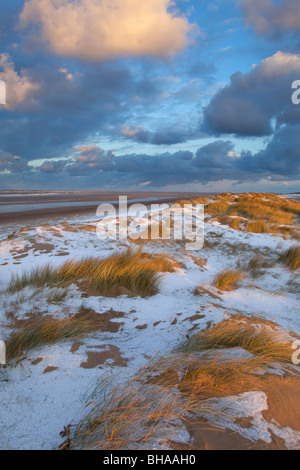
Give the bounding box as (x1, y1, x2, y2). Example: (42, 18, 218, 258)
(0, 0, 300, 192)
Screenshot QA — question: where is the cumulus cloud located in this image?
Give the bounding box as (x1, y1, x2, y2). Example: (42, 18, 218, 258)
(67, 146, 116, 174)
(0, 153, 31, 173)
(0, 59, 171, 160)
(42, 146, 199, 186)
(121, 126, 188, 145)
(32, 136, 300, 188)
(193, 141, 234, 169)
(39, 159, 72, 174)
(239, 124, 300, 176)
(203, 51, 300, 137)
(18, 0, 195, 61)
(240, 0, 300, 38)
(0, 54, 40, 110)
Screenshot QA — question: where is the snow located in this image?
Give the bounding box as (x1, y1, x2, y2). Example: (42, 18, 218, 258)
(202, 391, 300, 449)
(0, 202, 299, 449)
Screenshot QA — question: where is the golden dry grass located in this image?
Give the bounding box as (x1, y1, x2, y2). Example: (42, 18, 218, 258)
(229, 218, 244, 230)
(283, 245, 300, 270)
(178, 318, 294, 363)
(246, 220, 268, 233)
(192, 197, 209, 205)
(205, 201, 230, 216)
(70, 322, 295, 450)
(228, 202, 294, 225)
(70, 365, 199, 450)
(7, 248, 178, 297)
(71, 351, 265, 450)
(6, 316, 93, 362)
(216, 216, 244, 230)
(214, 269, 245, 291)
(291, 231, 300, 241)
(212, 193, 237, 203)
(205, 193, 300, 235)
(70, 312, 299, 450)
(248, 255, 273, 270)
(180, 357, 266, 398)
(145, 353, 272, 403)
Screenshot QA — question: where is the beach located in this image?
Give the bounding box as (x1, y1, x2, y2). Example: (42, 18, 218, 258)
(0, 192, 300, 450)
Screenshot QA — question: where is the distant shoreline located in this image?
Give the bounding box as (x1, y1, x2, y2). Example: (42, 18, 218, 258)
(0, 190, 210, 205)
(1, 191, 297, 225)
(0, 192, 212, 224)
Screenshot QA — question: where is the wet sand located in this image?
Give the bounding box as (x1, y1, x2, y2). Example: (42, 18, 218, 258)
(0, 191, 212, 224)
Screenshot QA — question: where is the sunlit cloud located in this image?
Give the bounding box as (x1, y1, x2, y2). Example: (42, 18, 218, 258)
(18, 0, 196, 61)
(0, 53, 40, 110)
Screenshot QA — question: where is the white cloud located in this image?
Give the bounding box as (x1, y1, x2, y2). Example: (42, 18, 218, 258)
(18, 0, 195, 61)
(260, 51, 300, 77)
(0, 54, 40, 110)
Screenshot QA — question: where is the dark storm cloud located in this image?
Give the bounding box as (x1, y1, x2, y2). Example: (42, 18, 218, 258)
(39, 159, 72, 174)
(194, 141, 234, 168)
(0, 152, 30, 173)
(202, 51, 300, 137)
(0, 2, 217, 186)
(121, 126, 189, 146)
(0, 59, 170, 160)
(68, 146, 196, 186)
(0, 2, 299, 191)
(29, 136, 299, 189)
(67, 146, 116, 175)
(238, 124, 300, 176)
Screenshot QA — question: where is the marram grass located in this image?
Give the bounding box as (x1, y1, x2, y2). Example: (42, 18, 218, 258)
(6, 316, 94, 362)
(214, 269, 245, 291)
(178, 318, 294, 363)
(7, 248, 177, 297)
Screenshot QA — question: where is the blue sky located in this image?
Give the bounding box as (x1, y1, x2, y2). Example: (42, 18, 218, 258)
(0, 0, 300, 192)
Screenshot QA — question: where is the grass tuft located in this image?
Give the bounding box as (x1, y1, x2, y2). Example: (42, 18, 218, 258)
(6, 316, 93, 362)
(180, 357, 266, 398)
(205, 193, 300, 236)
(246, 220, 268, 233)
(214, 269, 245, 291)
(70, 365, 197, 450)
(7, 248, 177, 297)
(70, 313, 299, 450)
(283, 245, 300, 271)
(178, 318, 293, 363)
